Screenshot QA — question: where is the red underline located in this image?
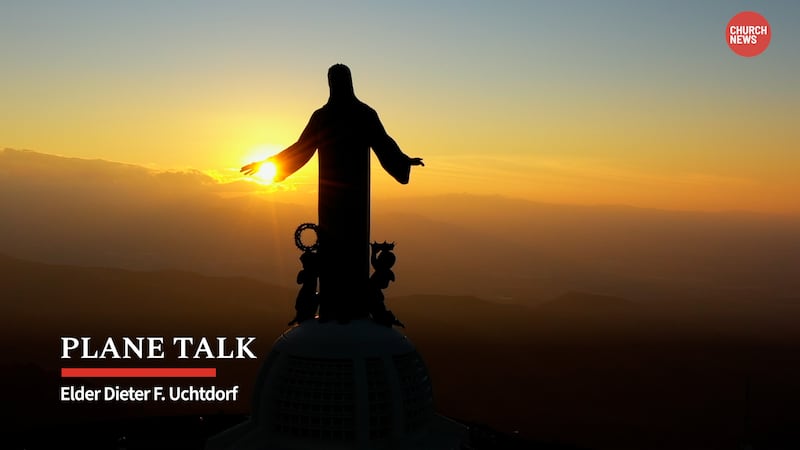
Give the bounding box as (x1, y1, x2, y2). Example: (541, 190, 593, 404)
(61, 368, 217, 378)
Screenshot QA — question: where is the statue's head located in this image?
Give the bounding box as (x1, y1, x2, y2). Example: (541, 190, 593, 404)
(376, 250, 396, 269)
(327, 64, 355, 102)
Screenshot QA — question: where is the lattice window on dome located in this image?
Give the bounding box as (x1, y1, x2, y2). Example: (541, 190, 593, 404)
(393, 351, 434, 433)
(365, 357, 392, 440)
(273, 356, 356, 441)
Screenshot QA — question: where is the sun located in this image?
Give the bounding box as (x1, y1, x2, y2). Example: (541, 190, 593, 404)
(242, 145, 282, 185)
(253, 160, 278, 184)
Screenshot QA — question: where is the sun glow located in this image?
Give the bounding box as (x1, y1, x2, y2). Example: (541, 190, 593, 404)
(242, 145, 282, 185)
(254, 160, 278, 184)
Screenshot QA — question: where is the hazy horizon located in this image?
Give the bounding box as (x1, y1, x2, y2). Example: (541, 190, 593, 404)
(3, 148, 799, 305)
(5, 147, 799, 218)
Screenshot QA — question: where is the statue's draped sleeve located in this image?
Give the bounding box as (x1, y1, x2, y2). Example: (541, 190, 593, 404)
(271, 111, 320, 182)
(369, 110, 412, 185)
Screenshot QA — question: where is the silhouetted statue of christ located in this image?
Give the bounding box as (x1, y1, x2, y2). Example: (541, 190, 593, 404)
(242, 64, 423, 323)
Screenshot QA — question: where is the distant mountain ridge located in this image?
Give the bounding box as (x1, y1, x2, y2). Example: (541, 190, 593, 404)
(4, 254, 797, 345)
(536, 291, 637, 314)
(2, 148, 800, 305)
(0, 252, 294, 339)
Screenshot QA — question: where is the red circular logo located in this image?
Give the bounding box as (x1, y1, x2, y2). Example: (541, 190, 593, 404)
(726, 11, 771, 57)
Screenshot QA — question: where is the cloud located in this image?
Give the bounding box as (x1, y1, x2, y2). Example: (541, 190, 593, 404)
(0, 148, 276, 200)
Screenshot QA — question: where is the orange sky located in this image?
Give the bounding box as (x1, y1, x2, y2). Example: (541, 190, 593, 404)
(2, 2, 798, 215)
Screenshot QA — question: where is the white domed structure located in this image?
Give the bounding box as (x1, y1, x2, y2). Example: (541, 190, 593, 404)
(207, 320, 467, 450)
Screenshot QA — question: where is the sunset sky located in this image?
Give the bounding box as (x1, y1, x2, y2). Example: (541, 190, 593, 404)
(2, 1, 798, 214)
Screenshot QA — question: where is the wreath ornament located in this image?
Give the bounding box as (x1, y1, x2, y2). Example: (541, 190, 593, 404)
(294, 223, 319, 252)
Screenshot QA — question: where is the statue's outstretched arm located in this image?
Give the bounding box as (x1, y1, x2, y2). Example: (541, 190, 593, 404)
(270, 143, 315, 182)
(370, 110, 423, 184)
(241, 112, 320, 181)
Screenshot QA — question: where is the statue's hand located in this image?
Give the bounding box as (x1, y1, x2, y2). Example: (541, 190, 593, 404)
(409, 157, 424, 167)
(240, 161, 262, 176)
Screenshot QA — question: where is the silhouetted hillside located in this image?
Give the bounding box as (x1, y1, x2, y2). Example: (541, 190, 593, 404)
(381, 193, 800, 301)
(0, 253, 295, 372)
(535, 291, 636, 315)
(0, 253, 293, 328)
(2, 256, 800, 449)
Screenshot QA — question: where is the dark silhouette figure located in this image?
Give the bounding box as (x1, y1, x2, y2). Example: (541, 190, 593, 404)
(242, 64, 423, 323)
(368, 241, 404, 328)
(288, 250, 320, 326)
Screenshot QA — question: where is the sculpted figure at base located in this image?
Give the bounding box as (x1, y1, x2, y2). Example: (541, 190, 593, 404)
(369, 241, 404, 328)
(288, 250, 320, 326)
